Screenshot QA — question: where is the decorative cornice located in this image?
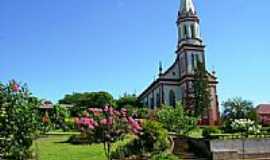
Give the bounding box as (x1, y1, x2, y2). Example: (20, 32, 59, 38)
(176, 43, 205, 53)
(177, 15, 200, 24)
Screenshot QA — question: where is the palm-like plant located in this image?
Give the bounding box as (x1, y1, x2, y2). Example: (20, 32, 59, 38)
(222, 97, 254, 121)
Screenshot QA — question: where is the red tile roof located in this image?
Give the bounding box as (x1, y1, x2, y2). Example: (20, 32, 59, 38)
(257, 104, 270, 114)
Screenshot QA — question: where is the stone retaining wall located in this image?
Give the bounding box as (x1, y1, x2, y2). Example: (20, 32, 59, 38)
(210, 138, 270, 160)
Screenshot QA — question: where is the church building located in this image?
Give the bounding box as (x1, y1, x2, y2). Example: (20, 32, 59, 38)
(138, 0, 220, 125)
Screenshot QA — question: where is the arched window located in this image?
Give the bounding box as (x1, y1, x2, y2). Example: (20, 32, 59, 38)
(150, 97, 154, 109)
(191, 53, 195, 70)
(178, 27, 182, 40)
(191, 53, 200, 71)
(145, 98, 148, 106)
(169, 90, 176, 107)
(156, 93, 160, 107)
(191, 24, 196, 38)
(184, 25, 188, 39)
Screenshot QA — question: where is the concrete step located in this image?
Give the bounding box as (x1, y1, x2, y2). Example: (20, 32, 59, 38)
(173, 137, 209, 160)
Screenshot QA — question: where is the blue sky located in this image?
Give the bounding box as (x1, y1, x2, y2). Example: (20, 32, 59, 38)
(1, 0, 270, 106)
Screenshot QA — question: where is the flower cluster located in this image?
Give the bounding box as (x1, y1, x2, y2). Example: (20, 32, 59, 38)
(75, 107, 142, 160)
(76, 117, 98, 129)
(10, 80, 20, 92)
(75, 106, 142, 134)
(231, 119, 262, 134)
(127, 116, 142, 134)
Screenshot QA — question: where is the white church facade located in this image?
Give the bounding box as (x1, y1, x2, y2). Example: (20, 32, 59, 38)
(138, 0, 220, 125)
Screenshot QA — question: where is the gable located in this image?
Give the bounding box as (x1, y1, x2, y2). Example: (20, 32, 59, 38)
(160, 59, 180, 79)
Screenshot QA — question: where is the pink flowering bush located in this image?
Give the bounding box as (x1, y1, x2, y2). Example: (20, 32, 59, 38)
(0, 80, 39, 159)
(75, 106, 142, 160)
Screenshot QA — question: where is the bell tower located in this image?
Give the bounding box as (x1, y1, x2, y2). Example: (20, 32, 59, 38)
(176, 0, 220, 125)
(177, 0, 202, 47)
(177, 0, 205, 76)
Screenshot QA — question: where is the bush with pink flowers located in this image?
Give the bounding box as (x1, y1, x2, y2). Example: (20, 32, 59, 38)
(75, 106, 142, 160)
(0, 80, 39, 159)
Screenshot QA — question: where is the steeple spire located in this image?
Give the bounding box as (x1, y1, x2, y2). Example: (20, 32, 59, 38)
(177, 0, 202, 49)
(180, 0, 196, 15)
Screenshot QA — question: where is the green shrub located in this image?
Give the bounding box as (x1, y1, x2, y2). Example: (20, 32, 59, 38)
(151, 153, 180, 160)
(262, 127, 270, 133)
(221, 120, 234, 133)
(202, 127, 221, 139)
(64, 118, 76, 131)
(111, 120, 170, 159)
(137, 108, 149, 119)
(120, 106, 149, 119)
(67, 134, 93, 145)
(157, 103, 197, 135)
(115, 94, 142, 109)
(140, 120, 170, 153)
(111, 141, 139, 159)
(50, 104, 70, 131)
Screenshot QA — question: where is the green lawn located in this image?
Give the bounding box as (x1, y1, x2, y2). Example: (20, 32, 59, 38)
(33, 135, 106, 160)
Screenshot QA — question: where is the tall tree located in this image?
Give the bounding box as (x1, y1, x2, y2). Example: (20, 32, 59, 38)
(116, 94, 142, 109)
(50, 104, 70, 130)
(59, 91, 114, 116)
(222, 97, 255, 132)
(222, 97, 254, 121)
(193, 61, 211, 118)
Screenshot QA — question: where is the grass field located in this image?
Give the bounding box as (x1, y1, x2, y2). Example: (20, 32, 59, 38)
(33, 135, 106, 160)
